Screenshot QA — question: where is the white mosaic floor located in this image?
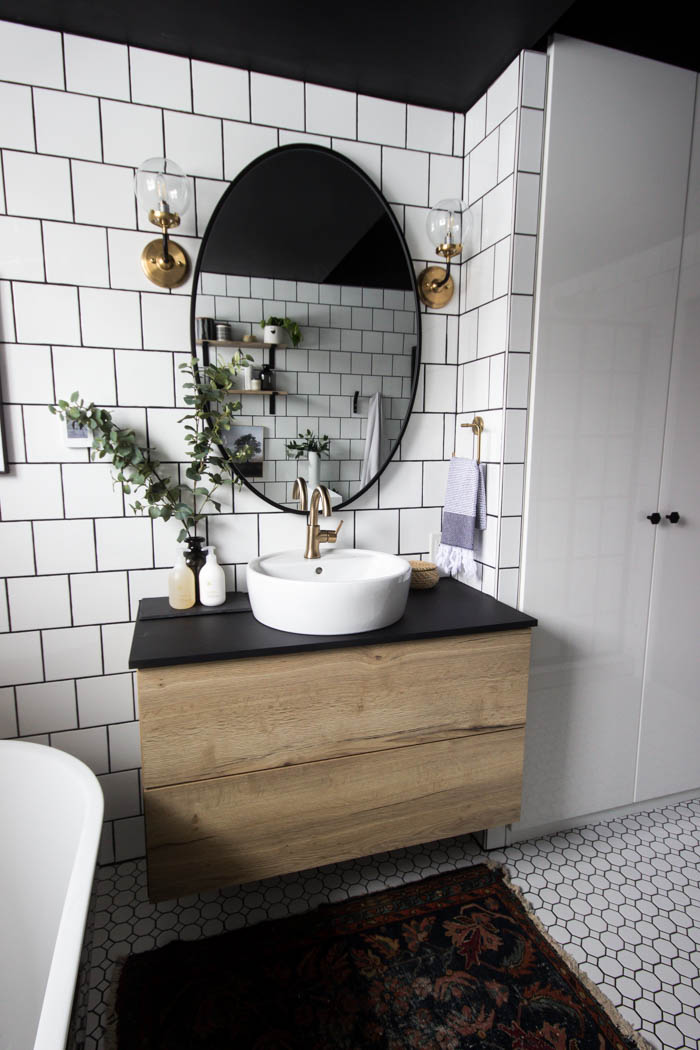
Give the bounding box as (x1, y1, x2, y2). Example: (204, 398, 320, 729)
(76, 796, 700, 1050)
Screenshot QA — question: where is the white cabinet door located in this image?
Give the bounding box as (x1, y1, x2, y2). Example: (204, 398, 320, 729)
(636, 81, 700, 802)
(517, 37, 696, 832)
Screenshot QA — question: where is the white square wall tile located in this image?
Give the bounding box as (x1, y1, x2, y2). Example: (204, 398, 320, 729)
(72, 161, 136, 229)
(504, 409, 527, 461)
(461, 356, 490, 413)
(0, 343, 53, 403)
(357, 96, 405, 148)
(95, 517, 153, 571)
(16, 680, 77, 736)
(64, 34, 130, 100)
(25, 405, 90, 464)
(115, 349, 174, 407)
(0, 464, 63, 520)
(77, 673, 133, 727)
(506, 352, 531, 408)
(42, 625, 103, 681)
(512, 235, 537, 294)
(400, 507, 441, 554)
(193, 60, 249, 121)
(509, 295, 533, 352)
(71, 571, 129, 625)
(465, 247, 494, 311)
(258, 513, 307, 556)
(424, 365, 456, 412)
(53, 346, 116, 406)
(14, 284, 81, 346)
(407, 105, 453, 154)
(0, 281, 15, 341)
(486, 57, 519, 134)
(379, 460, 422, 508)
(0, 83, 35, 150)
(102, 622, 136, 675)
(251, 72, 304, 130)
(223, 121, 278, 180)
(101, 100, 164, 167)
(164, 111, 223, 180)
(429, 155, 463, 206)
(0, 522, 35, 576)
(306, 84, 356, 139)
(0, 688, 17, 738)
(0, 631, 42, 687)
(400, 412, 444, 460)
(477, 296, 508, 357)
(493, 238, 511, 299)
(488, 353, 505, 409)
(481, 175, 514, 250)
(99, 768, 141, 819)
(127, 567, 171, 617)
(3, 151, 72, 221)
(521, 51, 548, 109)
(331, 140, 382, 187)
(43, 222, 110, 288)
(468, 130, 499, 204)
(382, 148, 429, 207)
(422, 459, 449, 506)
(498, 567, 519, 607)
(34, 89, 102, 161)
(514, 172, 540, 235)
(141, 294, 190, 351)
(501, 462, 525, 516)
(499, 515, 522, 567)
(464, 97, 486, 153)
(79, 288, 142, 349)
(8, 575, 71, 631)
(0, 21, 64, 88)
(129, 47, 192, 111)
(53, 726, 109, 774)
(354, 509, 399, 554)
(518, 108, 544, 173)
(62, 463, 124, 518)
(498, 112, 517, 182)
(34, 519, 97, 575)
(108, 721, 141, 771)
(206, 514, 259, 566)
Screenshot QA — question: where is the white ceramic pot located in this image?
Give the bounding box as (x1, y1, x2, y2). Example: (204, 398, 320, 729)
(307, 450, 320, 490)
(263, 325, 282, 345)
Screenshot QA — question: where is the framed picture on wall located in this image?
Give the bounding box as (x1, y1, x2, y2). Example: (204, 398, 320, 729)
(63, 418, 93, 448)
(223, 424, 264, 478)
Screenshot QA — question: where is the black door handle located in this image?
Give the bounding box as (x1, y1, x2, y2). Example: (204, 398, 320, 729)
(647, 513, 661, 524)
(665, 511, 680, 523)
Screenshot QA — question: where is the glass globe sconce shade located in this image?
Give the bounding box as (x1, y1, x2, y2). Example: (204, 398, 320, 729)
(134, 157, 191, 288)
(418, 199, 471, 309)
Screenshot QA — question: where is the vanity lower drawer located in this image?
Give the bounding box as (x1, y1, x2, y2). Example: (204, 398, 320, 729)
(144, 727, 525, 900)
(138, 629, 531, 788)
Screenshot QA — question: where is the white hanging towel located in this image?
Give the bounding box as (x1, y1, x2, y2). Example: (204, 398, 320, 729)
(435, 456, 487, 579)
(359, 392, 382, 487)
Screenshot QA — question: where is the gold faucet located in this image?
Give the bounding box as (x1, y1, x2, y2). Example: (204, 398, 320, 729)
(292, 476, 309, 511)
(305, 485, 343, 559)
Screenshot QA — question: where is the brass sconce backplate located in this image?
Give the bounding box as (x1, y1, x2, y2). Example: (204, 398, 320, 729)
(418, 265, 454, 309)
(141, 239, 189, 289)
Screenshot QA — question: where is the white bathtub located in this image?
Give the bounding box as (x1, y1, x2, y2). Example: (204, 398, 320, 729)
(0, 741, 104, 1050)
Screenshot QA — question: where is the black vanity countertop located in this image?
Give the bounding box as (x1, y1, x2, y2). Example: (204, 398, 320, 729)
(129, 578, 537, 670)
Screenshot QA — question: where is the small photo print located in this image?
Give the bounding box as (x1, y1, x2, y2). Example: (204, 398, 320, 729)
(64, 418, 92, 447)
(223, 424, 264, 479)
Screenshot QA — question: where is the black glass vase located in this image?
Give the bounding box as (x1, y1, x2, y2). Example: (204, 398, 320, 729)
(183, 536, 206, 604)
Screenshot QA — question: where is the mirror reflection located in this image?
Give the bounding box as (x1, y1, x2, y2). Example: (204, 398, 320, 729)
(193, 146, 420, 510)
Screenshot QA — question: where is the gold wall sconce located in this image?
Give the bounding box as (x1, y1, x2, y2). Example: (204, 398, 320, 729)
(418, 198, 472, 309)
(134, 157, 191, 288)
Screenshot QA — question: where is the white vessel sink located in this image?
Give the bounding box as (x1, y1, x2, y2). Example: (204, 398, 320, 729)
(247, 548, 412, 635)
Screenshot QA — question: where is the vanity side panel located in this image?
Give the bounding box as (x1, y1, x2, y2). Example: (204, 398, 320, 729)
(138, 629, 531, 787)
(144, 728, 526, 900)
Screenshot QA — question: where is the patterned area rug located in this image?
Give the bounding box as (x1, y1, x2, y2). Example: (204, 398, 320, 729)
(115, 863, 650, 1049)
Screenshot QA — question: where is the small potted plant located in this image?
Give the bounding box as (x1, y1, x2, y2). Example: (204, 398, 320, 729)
(260, 315, 303, 347)
(285, 429, 331, 490)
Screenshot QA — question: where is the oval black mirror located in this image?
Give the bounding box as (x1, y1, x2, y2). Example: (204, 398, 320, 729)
(191, 144, 421, 511)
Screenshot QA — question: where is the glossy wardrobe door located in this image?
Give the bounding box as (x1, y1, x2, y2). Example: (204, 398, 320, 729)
(517, 37, 696, 831)
(636, 81, 700, 801)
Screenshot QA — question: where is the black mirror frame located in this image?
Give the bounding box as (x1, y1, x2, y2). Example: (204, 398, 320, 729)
(190, 143, 422, 514)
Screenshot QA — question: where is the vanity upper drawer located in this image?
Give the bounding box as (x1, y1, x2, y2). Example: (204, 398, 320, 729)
(144, 727, 526, 899)
(138, 629, 531, 788)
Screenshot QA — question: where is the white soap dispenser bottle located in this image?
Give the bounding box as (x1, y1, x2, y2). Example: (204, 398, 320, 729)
(199, 546, 226, 606)
(168, 552, 195, 610)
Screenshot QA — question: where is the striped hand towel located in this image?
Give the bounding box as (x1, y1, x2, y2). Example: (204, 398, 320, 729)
(435, 457, 486, 579)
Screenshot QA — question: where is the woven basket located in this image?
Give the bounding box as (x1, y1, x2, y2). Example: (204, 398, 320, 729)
(409, 560, 440, 590)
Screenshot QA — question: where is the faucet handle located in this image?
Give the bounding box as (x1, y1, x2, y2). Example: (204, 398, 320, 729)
(319, 519, 343, 544)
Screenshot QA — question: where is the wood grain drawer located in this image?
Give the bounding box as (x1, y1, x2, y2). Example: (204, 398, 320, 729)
(144, 727, 525, 900)
(138, 630, 531, 788)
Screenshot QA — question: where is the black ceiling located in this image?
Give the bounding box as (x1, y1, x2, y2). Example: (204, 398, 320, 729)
(0, 0, 697, 114)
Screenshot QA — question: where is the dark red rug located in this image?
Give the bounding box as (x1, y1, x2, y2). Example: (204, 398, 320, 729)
(115, 863, 650, 1049)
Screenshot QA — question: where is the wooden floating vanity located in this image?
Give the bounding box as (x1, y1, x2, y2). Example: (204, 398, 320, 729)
(130, 579, 536, 901)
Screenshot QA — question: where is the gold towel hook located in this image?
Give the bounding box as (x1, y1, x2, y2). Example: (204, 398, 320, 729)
(455, 416, 484, 463)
